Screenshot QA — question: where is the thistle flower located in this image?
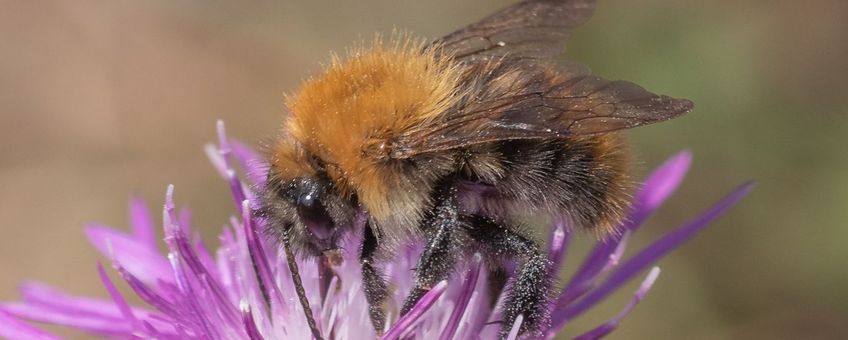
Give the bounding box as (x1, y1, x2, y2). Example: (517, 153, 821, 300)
(0, 122, 752, 340)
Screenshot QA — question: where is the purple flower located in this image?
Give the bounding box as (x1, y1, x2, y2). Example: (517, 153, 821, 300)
(0, 122, 752, 340)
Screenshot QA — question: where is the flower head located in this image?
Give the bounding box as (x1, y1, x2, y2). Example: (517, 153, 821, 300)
(0, 122, 751, 339)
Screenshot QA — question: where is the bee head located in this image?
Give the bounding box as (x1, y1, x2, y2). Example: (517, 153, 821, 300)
(260, 161, 357, 259)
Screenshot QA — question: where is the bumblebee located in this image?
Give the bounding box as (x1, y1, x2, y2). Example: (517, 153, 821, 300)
(259, 0, 692, 338)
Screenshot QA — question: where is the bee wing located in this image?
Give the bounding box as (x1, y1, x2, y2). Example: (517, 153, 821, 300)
(386, 0, 691, 159)
(390, 71, 693, 158)
(430, 0, 597, 63)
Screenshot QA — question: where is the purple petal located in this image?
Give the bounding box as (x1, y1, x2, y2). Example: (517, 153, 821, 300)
(0, 309, 61, 340)
(205, 143, 230, 179)
(231, 140, 268, 187)
(2, 302, 131, 334)
(112, 264, 181, 321)
(634, 151, 692, 221)
(240, 302, 265, 340)
(8, 281, 172, 335)
(163, 186, 240, 331)
(130, 197, 157, 249)
(168, 251, 225, 339)
(178, 208, 193, 234)
(551, 182, 754, 329)
(599, 232, 630, 275)
(572, 267, 661, 340)
(381, 280, 448, 340)
(227, 172, 248, 212)
(459, 270, 495, 337)
(193, 235, 220, 279)
(214, 121, 249, 212)
(547, 218, 571, 279)
(439, 256, 482, 340)
(556, 151, 692, 308)
(85, 225, 173, 284)
(97, 263, 140, 331)
(241, 200, 285, 316)
(504, 314, 523, 340)
(18, 282, 123, 316)
(216, 120, 231, 157)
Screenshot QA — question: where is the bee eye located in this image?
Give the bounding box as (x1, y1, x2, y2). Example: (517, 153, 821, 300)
(289, 177, 334, 239)
(298, 191, 317, 208)
(297, 199, 334, 239)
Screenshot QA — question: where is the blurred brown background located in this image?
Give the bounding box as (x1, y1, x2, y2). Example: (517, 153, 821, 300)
(1, 1, 846, 339)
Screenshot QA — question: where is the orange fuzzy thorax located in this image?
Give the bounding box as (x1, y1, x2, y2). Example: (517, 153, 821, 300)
(277, 39, 462, 215)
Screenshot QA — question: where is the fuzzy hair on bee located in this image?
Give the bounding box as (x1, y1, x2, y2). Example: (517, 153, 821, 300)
(258, 1, 693, 339)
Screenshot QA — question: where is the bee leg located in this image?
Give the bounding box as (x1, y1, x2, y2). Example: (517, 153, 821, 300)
(466, 216, 552, 338)
(400, 186, 464, 316)
(360, 221, 389, 334)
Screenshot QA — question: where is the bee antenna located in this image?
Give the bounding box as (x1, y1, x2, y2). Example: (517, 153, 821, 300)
(282, 230, 324, 340)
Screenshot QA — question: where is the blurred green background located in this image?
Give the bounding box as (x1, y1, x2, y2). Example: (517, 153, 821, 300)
(1, 1, 845, 339)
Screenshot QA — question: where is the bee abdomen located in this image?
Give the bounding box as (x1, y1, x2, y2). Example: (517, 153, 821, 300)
(457, 135, 631, 235)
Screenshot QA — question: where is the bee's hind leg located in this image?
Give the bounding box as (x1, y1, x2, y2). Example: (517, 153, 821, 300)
(400, 185, 466, 316)
(465, 215, 553, 339)
(360, 221, 389, 334)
